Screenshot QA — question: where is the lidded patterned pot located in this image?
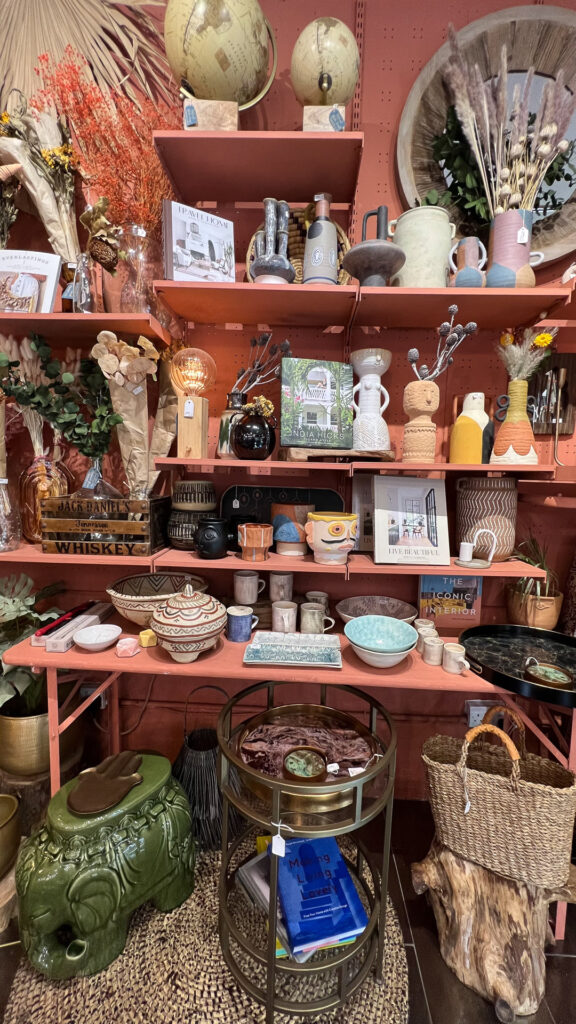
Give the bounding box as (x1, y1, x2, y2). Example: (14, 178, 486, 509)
(456, 477, 518, 562)
(151, 585, 226, 663)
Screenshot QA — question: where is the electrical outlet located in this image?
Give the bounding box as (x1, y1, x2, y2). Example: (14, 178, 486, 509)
(465, 700, 504, 729)
(79, 685, 107, 710)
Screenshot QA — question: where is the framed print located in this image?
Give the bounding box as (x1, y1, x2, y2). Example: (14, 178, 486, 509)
(373, 476, 450, 565)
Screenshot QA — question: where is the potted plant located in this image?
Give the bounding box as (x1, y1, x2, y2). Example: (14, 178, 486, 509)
(507, 539, 563, 630)
(0, 574, 82, 776)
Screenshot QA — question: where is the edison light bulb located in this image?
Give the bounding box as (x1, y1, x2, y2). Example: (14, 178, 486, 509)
(171, 347, 217, 397)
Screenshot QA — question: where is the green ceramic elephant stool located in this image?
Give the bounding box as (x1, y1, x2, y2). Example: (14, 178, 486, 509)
(16, 753, 195, 979)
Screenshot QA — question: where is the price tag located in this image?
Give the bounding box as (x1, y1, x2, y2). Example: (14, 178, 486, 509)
(232, 498, 240, 509)
(348, 766, 364, 777)
(271, 833, 286, 857)
(132, 386, 144, 396)
(326, 762, 339, 774)
(184, 103, 198, 128)
(184, 398, 195, 418)
(517, 227, 529, 244)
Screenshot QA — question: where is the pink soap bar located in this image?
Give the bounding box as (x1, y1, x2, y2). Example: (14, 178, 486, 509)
(115, 637, 140, 658)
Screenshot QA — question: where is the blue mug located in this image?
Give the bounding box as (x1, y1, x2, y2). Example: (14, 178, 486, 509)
(227, 605, 259, 642)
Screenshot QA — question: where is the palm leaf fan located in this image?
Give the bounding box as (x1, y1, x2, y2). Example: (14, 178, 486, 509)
(0, 0, 175, 109)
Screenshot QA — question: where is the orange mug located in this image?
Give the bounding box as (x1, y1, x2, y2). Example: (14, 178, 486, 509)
(238, 522, 274, 562)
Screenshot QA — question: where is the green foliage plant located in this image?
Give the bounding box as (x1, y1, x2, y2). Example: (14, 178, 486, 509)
(510, 537, 560, 603)
(0, 574, 64, 714)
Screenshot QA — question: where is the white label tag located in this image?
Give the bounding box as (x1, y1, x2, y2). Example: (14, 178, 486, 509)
(326, 762, 339, 773)
(517, 227, 529, 244)
(232, 498, 240, 509)
(132, 386, 144, 396)
(271, 833, 285, 857)
(184, 398, 195, 418)
(348, 766, 364, 777)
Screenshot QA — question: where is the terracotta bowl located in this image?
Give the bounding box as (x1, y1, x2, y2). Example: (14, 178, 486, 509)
(0, 794, 20, 879)
(107, 572, 208, 626)
(336, 595, 418, 624)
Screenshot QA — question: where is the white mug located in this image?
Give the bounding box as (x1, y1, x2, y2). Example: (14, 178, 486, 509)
(234, 570, 265, 606)
(414, 618, 435, 630)
(458, 529, 497, 564)
(269, 571, 294, 603)
(422, 636, 445, 666)
(416, 627, 438, 653)
(305, 590, 330, 613)
(443, 642, 470, 674)
(300, 602, 335, 634)
(272, 600, 298, 634)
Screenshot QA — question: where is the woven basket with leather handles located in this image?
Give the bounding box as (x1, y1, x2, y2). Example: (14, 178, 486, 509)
(422, 705, 576, 888)
(246, 203, 351, 285)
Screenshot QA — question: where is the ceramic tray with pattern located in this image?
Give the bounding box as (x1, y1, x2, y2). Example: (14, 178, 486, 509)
(459, 624, 576, 709)
(220, 485, 344, 525)
(243, 631, 342, 668)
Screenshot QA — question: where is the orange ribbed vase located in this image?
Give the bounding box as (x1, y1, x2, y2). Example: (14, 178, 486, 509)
(490, 379, 537, 465)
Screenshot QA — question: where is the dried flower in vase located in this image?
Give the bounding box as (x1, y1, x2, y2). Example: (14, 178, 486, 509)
(243, 395, 275, 419)
(79, 198, 124, 273)
(233, 332, 292, 396)
(0, 164, 20, 249)
(407, 304, 477, 380)
(496, 327, 556, 381)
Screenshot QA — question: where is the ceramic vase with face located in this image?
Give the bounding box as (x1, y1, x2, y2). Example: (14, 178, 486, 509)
(194, 516, 234, 559)
(305, 512, 358, 565)
(238, 522, 274, 561)
(402, 379, 440, 463)
(271, 502, 315, 557)
(350, 348, 392, 452)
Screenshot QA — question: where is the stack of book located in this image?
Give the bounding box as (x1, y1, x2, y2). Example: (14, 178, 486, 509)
(237, 836, 368, 962)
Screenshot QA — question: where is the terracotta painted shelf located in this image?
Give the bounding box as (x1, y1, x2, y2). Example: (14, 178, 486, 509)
(347, 554, 547, 579)
(0, 543, 159, 568)
(153, 130, 364, 204)
(0, 313, 172, 347)
(154, 281, 358, 327)
(3, 629, 500, 696)
(154, 549, 347, 575)
(350, 461, 555, 475)
(155, 457, 350, 474)
(354, 286, 573, 329)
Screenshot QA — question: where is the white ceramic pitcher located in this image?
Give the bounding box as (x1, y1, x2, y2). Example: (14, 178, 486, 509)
(388, 207, 456, 287)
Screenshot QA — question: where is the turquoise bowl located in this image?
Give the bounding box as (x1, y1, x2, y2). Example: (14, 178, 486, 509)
(344, 615, 418, 654)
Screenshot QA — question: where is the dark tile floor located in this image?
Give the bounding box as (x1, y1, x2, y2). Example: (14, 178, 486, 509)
(0, 801, 574, 1023)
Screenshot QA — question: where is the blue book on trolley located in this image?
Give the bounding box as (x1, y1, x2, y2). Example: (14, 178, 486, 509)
(276, 836, 368, 955)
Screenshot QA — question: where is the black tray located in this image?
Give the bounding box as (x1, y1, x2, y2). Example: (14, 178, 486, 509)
(459, 624, 576, 709)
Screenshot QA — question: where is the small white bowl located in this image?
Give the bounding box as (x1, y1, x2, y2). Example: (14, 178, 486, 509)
(74, 624, 123, 653)
(349, 639, 417, 668)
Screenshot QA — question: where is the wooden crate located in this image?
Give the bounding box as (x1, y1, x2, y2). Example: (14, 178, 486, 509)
(40, 496, 170, 557)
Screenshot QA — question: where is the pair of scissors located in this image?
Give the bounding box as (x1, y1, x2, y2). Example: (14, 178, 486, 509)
(495, 393, 537, 422)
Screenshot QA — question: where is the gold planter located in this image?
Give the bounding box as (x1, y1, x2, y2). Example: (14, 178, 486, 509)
(507, 591, 564, 631)
(0, 794, 20, 878)
(0, 712, 83, 777)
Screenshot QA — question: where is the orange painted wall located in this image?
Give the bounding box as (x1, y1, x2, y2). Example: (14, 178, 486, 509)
(5, 0, 576, 797)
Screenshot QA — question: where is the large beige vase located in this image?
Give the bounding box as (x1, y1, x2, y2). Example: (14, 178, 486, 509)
(388, 207, 456, 287)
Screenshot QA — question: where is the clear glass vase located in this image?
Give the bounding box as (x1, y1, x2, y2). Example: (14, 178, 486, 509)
(73, 457, 122, 499)
(0, 477, 21, 551)
(120, 224, 163, 317)
(19, 455, 71, 544)
(72, 253, 98, 313)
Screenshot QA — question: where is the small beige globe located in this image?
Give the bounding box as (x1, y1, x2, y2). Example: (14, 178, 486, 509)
(290, 17, 360, 106)
(164, 0, 271, 107)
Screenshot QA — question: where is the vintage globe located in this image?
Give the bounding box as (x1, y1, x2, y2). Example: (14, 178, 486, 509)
(290, 17, 360, 106)
(164, 0, 275, 108)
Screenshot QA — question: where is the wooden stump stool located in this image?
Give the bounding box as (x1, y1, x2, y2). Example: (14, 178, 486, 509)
(412, 838, 576, 1021)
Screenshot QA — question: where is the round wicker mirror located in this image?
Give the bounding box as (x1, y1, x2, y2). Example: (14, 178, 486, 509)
(396, 6, 576, 265)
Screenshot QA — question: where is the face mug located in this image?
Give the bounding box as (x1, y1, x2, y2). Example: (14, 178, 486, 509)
(305, 591, 329, 612)
(226, 605, 259, 643)
(422, 636, 445, 666)
(416, 627, 438, 653)
(443, 642, 470, 675)
(300, 602, 335, 635)
(233, 570, 265, 605)
(269, 571, 294, 603)
(272, 600, 298, 634)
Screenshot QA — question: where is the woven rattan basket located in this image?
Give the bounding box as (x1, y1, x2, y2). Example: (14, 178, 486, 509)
(246, 204, 351, 285)
(422, 711, 576, 888)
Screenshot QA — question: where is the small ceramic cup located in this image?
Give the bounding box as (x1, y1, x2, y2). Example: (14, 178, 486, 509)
(300, 602, 335, 634)
(416, 627, 438, 653)
(422, 636, 445, 666)
(238, 523, 274, 562)
(442, 642, 470, 674)
(234, 570, 265, 605)
(272, 600, 298, 633)
(305, 590, 330, 613)
(269, 571, 294, 603)
(414, 618, 435, 630)
(226, 605, 258, 642)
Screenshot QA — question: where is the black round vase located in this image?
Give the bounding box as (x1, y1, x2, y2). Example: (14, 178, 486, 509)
(194, 516, 234, 559)
(230, 414, 275, 461)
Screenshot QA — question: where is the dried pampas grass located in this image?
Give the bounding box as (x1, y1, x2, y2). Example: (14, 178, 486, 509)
(0, 0, 174, 111)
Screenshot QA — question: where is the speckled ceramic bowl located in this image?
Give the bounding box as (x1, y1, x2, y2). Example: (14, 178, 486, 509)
(107, 572, 208, 627)
(344, 615, 418, 654)
(349, 640, 417, 668)
(336, 595, 418, 624)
